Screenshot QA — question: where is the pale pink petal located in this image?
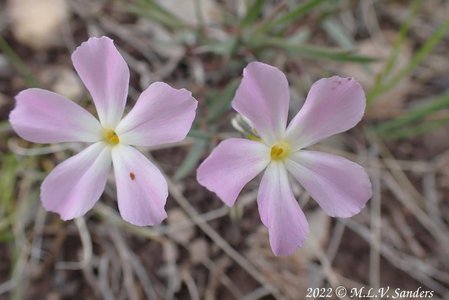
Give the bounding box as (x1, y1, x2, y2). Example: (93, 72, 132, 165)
(285, 76, 366, 150)
(116, 82, 197, 147)
(232, 62, 290, 144)
(258, 162, 309, 256)
(286, 150, 372, 218)
(112, 145, 168, 226)
(41, 142, 111, 220)
(197, 138, 270, 207)
(72, 36, 129, 128)
(9, 88, 102, 143)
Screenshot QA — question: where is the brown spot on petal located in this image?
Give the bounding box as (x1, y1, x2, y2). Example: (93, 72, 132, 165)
(130, 172, 135, 180)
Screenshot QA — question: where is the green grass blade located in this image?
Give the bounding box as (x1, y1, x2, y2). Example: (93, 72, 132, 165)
(260, 0, 326, 33)
(129, 0, 186, 29)
(375, 91, 449, 136)
(0, 37, 39, 86)
(205, 79, 240, 123)
(263, 38, 377, 63)
(196, 36, 239, 55)
(378, 0, 420, 84)
(368, 16, 449, 103)
(174, 138, 208, 180)
(322, 17, 355, 49)
(380, 116, 449, 140)
(240, 0, 265, 27)
(0, 154, 19, 214)
(367, 0, 420, 104)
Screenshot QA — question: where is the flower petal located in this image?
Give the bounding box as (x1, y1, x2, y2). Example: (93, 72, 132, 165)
(112, 145, 168, 226)
(9, 88, 102, 143)
(285, 76, 366, 150)
(258, 162, 309, 256)
(286, 150, 372, 218)
(116, 82, 197, 147)
(72, 36, 129, 128)
(232, 62, 290, 144)
(41, 142, 111, 220)
(197, 138, 269, 207)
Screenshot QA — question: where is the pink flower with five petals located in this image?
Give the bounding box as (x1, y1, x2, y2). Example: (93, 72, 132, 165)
(197, 62, 372, 256)
(9, 36, 198, 226)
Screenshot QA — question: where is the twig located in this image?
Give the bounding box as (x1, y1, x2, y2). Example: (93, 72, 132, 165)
(56, 217, 93, 270)
(368, 144, 381, 290)
(109, 227, 140, 300)
(157, 166, 285, 299)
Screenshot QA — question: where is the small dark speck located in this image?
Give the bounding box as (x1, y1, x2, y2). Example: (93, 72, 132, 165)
(130, 172, 136, 180)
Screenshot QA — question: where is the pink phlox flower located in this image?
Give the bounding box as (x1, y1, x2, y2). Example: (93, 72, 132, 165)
(197, 62, 372, 256)
(9, 36, 198, 226)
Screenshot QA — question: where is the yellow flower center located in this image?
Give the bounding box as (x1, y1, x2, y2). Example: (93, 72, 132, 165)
(270, 141, 292, 161)
(104, 129, 120, 145)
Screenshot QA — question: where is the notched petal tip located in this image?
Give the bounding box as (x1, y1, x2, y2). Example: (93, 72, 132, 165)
(71, 35, 129, 128)
(115, 81, 198, 147)
(72, 36, 114, 54)
(232, 61, 290, 144)
(125, 211, 168, 227)
(243, 61, 283, 75)
(286, 75, 367, 149)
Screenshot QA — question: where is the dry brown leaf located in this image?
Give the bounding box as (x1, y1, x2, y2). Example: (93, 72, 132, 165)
(167, 208, 195, 243)
(189, 238, 209, 265)
(299, 209, 330, 262)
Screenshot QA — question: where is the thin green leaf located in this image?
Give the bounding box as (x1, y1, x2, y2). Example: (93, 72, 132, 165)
(259, 0, 326, 33)
(263, 38, 377, 63)
(375, 91, 449, 135)
(0, 37, 39, 86)
(205, 79, 240, 122)
(129, 0, 186, 30)
(174, 138, 208, 180)
(379, 116, 449, 140)
(368, 15, 449, 103)
(367, 0, 421, 104)
(286, 29, 310, 45)
(378, 0, 420, 84)
(0, 155, 19, 215)
(322, 17, 355, 49)
(0, 121, 11, 135)
(187, 129, 213, 140)
(196, 36, 239, 55)
(240, 0, 265, 27)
